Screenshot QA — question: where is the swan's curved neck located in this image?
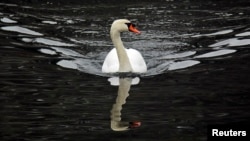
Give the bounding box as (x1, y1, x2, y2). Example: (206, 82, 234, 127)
(110, 29, 133, 72)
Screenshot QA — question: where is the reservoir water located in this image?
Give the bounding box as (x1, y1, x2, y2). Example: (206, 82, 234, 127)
(0, 0, 250, 140)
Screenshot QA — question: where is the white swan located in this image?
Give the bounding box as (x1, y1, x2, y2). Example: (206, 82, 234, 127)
(102, 19, 147, 73)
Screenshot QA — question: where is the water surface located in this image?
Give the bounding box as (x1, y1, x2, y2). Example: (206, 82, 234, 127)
(0, 0, 250, 141)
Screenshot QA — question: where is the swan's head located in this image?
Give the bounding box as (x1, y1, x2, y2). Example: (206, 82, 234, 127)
(111, 19, 141, 34)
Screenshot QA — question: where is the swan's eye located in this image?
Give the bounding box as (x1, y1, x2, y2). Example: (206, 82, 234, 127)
(125, 23, 136, 28)
(125, 23, 131, 27)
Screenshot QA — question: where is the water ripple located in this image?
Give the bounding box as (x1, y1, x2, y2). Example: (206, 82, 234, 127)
(1, 26, 43, 36)
(1, 17, 18, 23)
(194, 49, 237, 59)
(209, 38, 250, 47)
(22, 37, 75, 47)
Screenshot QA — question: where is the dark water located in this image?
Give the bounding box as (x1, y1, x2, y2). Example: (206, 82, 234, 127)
(1, 0, 250, 140)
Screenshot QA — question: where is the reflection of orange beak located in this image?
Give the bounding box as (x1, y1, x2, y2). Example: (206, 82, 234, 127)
(129, 121, 141, 128)
(129, 24, 141, 34)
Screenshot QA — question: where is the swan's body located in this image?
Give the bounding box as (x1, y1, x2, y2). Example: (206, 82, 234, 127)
(102, 19, 147, 73)
(102, 48, 146, 73)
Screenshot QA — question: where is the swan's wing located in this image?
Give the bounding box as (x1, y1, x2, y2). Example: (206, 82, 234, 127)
(102, 48, 119, 73)
(127, 48, 147, 73)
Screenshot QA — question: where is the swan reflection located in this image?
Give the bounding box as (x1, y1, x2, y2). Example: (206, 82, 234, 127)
(109, 76, 141, 131)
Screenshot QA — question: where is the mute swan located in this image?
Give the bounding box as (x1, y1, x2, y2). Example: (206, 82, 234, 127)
(102, 19, 147, 73)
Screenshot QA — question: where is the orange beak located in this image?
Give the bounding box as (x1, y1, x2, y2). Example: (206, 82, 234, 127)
(129, 24, 141, 34)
